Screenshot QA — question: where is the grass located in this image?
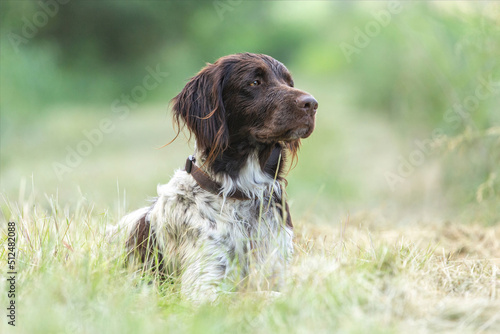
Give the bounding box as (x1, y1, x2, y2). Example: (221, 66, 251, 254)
(1, 187, 499, 334)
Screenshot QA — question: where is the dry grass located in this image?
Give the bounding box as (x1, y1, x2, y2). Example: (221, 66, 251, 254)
(1, 193, 499, 334)
(293, 217, 500, 333)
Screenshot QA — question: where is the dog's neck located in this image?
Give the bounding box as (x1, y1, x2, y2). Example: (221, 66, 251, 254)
(194, 142, 286, 200)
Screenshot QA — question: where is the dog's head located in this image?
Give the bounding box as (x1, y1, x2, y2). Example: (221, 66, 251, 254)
(172, 53, 318, 163)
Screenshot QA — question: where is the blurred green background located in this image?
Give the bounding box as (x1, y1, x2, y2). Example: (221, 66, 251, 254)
(1, 1, 499, 225)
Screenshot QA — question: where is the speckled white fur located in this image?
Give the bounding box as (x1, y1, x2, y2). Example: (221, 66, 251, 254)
(115, 150, 293, 302)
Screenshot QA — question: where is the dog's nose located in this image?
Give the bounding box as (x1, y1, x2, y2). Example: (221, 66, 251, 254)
(297, 95, 318, 115)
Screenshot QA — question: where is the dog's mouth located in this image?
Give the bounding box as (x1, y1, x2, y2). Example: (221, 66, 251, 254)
(283, 117, 316, 141)
(250, 112, 316, 143)
(284, 126, 313, 141)
(254, 126, 313, 143)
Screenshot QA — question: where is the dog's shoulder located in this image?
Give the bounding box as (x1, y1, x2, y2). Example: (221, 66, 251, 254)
(150, 169, 225, 232)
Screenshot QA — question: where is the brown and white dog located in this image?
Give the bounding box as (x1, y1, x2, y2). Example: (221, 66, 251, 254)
(115, 53, 317, 302)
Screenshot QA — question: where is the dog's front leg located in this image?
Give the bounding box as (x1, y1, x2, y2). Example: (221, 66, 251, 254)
(179, 242, 231, 303)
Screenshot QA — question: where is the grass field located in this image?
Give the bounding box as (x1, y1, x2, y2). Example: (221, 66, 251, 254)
(1, 188, 499, 333)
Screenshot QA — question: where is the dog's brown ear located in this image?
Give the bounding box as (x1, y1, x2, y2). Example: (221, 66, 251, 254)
(172, 63, 229, 164)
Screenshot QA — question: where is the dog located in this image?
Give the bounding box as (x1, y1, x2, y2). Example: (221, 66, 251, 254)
(116, 53, 318, 302)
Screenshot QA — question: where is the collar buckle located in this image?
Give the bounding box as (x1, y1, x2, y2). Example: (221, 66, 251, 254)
(185, 155, 195, 174)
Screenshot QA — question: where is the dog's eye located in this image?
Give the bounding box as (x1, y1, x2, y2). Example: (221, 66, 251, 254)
(249, 80, 261, 87)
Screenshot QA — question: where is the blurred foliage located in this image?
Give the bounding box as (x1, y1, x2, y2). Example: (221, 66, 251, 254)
(1, 1, 499, 224)
(2, 1, 499, 130)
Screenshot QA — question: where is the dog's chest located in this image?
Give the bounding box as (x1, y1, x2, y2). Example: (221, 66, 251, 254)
(153, 171, 292, 267)
(205, 194, 293, 277)
(197, 185, 290, 252)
